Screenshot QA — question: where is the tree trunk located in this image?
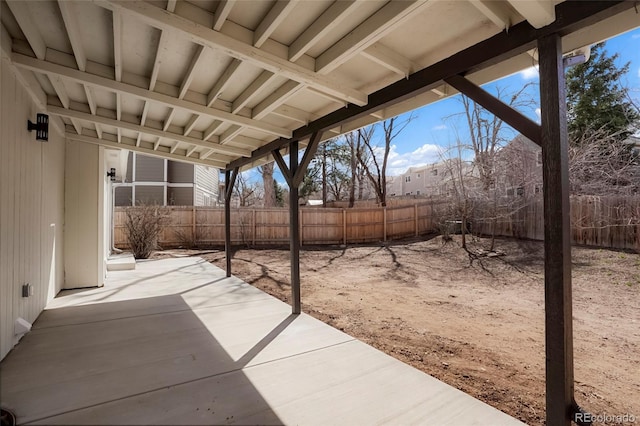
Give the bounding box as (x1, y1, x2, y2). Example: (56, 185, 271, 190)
(261, 162, 276, 207)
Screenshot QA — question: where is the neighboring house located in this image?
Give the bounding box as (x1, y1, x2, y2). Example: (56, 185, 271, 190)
(494, 135, 543, 198)
(388, 160, 474, 197)
(114, 152, 219, 206)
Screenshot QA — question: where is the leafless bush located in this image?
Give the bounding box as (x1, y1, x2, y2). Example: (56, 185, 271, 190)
(124, 204, 171, 259)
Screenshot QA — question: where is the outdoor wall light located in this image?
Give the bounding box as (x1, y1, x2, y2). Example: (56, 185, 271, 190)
(27, 113, 49, 141)
(107, 168, 117, 182)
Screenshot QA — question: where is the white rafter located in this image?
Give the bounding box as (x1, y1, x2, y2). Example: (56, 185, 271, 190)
(288, 0, 359, 62)
(231, 70, 277, 114)
(179, 44, 205, 99)
(170, 141, 181, 154)
(469, 0, 512, 30)
(186, 145, 199, 157)
(252, 80, 303, 120)
(315, 0, 428, 74)
(253, 0, 298, 48)
(163, 108, 176, 131)
(140, 102, 150, 126)
(507, 0, 555, 29)
(149, 30, 168, 91)
(220, 125, 243, 144)
(213, 0, 235, 31)
(68, 132, 227, 168)
(48, 105, 250, 157)
(203, 120, 223, 141)
(361, 43, 418, 77)
(6, 1, 45, 59)
(183, 114, 199, 136)
(112, 11, 123, 82)
(13, 53, 292, 138)
(166, 0, 177, 13)
(104, 0, 367, 106)
(207, 58, 242, 107)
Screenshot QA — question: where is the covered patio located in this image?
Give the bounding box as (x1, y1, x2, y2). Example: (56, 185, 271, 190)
(0, 257, 522, 425)
(1, 1, 639, 424)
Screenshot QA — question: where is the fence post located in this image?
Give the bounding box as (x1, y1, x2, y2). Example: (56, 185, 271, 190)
(415, 204, 419, 236)
(252, 209, 256, 246)
(383, 207, 387, 242)
(300, 208, 304, 246)
(343, 209, 347, 246)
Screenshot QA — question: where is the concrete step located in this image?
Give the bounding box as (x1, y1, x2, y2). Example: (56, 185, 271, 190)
(107, 253, 136, 271)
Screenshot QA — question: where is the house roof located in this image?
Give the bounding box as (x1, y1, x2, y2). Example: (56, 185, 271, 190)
(1, 1, 637, 171)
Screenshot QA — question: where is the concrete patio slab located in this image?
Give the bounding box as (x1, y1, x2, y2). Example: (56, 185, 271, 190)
(0, 257, 524, 425)
(106, 253, 136, 271)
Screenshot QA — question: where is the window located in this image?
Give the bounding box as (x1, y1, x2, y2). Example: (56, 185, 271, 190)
(432, 169, 438, 176)
(506, 188, 514, 196)
(536, 151, 543, 166)
(516, 186, 524, 197)
(405, 176, 411, 182)
(535, 185, 542, 194)
(405, 192, 411, 196)
(416, 190, 421, 195)
(417, 174, 421, 178)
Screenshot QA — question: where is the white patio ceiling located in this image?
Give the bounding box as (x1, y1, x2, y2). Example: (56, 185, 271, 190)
(1, 0, 637, 170)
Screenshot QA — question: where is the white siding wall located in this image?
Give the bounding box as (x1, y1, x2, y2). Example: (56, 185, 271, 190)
(194, 166, 219, 206)
(1, 60, 65, 360)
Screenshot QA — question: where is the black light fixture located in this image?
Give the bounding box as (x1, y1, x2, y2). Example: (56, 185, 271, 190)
(107, 168, 116, 182)
(27, 113, 49, 141)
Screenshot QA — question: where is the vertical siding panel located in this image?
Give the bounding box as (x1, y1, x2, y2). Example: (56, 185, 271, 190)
(1, 60, 66, 360)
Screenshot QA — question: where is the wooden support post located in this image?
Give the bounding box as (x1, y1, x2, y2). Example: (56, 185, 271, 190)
(299, 208, 303, 246)
(538, 33, 575, 426)
(224, 168, 238, 278)
(289, 140, 301, 314)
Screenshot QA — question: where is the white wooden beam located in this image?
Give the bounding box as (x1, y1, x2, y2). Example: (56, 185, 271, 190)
(288, 0, 359, 62)
(361, 43, 418, 77)
(213, 0, 235, 31)
(204, 120, 223, 141)
(252, 80, 303, 120)
(105, 0, 367, 106)
(163, 108, 176, 131)
(170, 141, 181, 154)
(179, 44, 205, 99)
(48, 75, 70, 108)
(136, 133, 143, 147)
(67, 132, 227, 168)
(154, 137, 161, 150)
(507, 0, 555, 29)
(207, 58, 241, 106)
(469, 0, 512, 30)
(48, 104, 250, 157)
(166, 0, 177, 13)
(183, 114, 199, 136)
(149, 30, 169, 91)
(112, 11, 123, 81)
(316, 1, 427, 74)
(58, 1, 87, 70)
(186, 145, 199, 157)
(220, 125, 243, 144)
(231, 70, 277, 114)
(253, 0, 298, 48)
(6, 1, 46, 59)
(272, 104, 311, 124)
(116, 92, 122, 120)
(140, 102, 150, 126)
(13, 53, 292, 138)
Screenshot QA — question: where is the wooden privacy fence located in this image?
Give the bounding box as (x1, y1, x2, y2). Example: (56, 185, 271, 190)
(471, 196, 640, 250)
(114, 202, 443, 248)
(114, 196, 640, 250)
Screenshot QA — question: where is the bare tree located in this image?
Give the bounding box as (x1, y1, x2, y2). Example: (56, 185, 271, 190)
(259, 162, 276, 207)
(358, 115, 413, 207)
(569, 127, 640, 196)
(233, 171, 259, 207)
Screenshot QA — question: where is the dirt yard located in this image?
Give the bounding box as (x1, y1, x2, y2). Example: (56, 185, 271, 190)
(159, 236, 639, 424)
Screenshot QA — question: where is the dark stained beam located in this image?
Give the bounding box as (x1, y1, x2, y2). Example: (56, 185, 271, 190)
(444, 74, 541, 146)
(226, 1, 633, 171)
(224, 168, 238, 277)
(293, 131, 322, 187)
(538, 33, 574, 426)
(289, 140, 301, 314)
(272, 149, 292, 187)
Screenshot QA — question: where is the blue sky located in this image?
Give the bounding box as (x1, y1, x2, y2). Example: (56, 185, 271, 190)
(383, 26, 640, 176)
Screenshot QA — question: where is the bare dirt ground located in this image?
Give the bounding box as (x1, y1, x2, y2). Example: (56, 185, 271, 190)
(155, 236, 639, 425)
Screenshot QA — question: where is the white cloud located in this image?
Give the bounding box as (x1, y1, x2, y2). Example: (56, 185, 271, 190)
(637, 66, 640, 78)
(432, 124, 447, 131)
(386, 143, 442, 176)
(535, 108, 541, 122)
(520, 66, 539, 80)
(632, 33, 640, 39)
